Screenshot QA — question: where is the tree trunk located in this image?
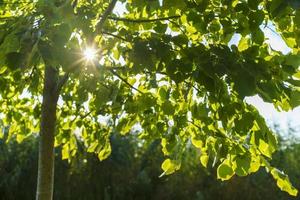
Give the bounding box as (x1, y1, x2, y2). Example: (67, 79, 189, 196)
(36, 65, 59, 200)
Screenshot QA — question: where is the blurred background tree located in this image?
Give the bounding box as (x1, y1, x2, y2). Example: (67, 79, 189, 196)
(1, 123, 299, 200)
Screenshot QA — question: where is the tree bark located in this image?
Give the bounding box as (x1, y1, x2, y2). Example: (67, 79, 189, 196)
(36, 65, 59, 200)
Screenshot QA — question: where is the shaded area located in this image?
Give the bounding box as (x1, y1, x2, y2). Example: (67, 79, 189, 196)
(0, 130, 299, 200)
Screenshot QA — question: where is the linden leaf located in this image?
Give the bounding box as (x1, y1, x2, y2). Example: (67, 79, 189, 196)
(200, 154, 209, 168)
(161, 158, 181, 176)
(217, 159, 234, 181)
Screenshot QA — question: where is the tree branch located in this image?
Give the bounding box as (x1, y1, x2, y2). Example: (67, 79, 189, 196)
(266, 25, 281, 37)
(109, 69, 143, 94)
(80, 110, 93, 120)
(107, 15, 181, 23)
(169, 19, 186, 34)
(56, 73, 69, 93)
(101, 31, 127, 41)
(184, 80, 202, 94)
(96, 0, 118, 31)
(188, 120, 202, 130)
(0, 1, 32, 5)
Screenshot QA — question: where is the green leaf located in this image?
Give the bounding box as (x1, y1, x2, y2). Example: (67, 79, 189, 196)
(249, 156, 261, 173)
(267, 131, 277, 153)
(98, 141, 112, 161)
(116, 117, 137, 135)
(158, 86, 168, 101)
(259, 138, 272, 158)
(191, 103, 208, 119)
(5, 52, 23, 70)
(249, 10, 265, 31)
(0, 128, 3, 139)
(269, 0, 287, 18)
(293, 71, 300, 79)
(16, 134, 26, 143)
(283, 37, 296, 48)
(113, 48, 120, 60)
(217, 159, 234, 181)
(248, 0, 260, 9)
(0, 32, 20, 55)
(200, 154, 209, 168)
(251, 28, 264, 45)
(161, 101, 175, 115)
(271, 168, 298, 196)
(233, 71, 256, 98)
(285, 54, 300, 68)
(163, 0, 186, 9)
(290, 90, 300, 108)
(234, 155, 251, 176)
(252, 130, 277, 158)
(0, 66, 7, 74)
(161, 158, 181, 176)
(87, 141, 98, 153)
(62, 144, 70, 160)
(191, 137, 203, 148)
(38, 40, 54, 63)
(234, 112, 254, 134)
(238, 37, 250, 51)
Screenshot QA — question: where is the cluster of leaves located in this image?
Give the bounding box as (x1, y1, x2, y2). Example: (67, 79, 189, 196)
(1, 0, 300, 196)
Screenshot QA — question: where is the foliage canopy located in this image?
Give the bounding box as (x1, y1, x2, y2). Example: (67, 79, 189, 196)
(1, 0, 300, 196)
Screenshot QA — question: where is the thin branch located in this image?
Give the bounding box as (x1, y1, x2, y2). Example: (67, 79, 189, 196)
(80, 110, 93, 120)
(101, 31, 127, 41)
(0, 1, 32, 5)
(70, 110, 93, 124)
(168, 19, 186, 34)
(107, 15, 181, 23)
(106, 66, 127, 70)
(188, 120, 226, 139)
(184, 80, 202, 94)
(70, 114, 79, 124)
(96, 0, 118, 31)
(188, 120, 202, 130)
(109, 69, 144, 94)
(266, 25, 281, 37)
(56, 73, 69, 93)
(24, 65, 37, 83)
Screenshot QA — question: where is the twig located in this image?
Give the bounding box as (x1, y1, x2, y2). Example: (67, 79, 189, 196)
(188, 120, 202, 130)
(265, 25, 281, 37)
(101, 31, 127, 41)
(56, 73, 69, 93)
(168, 19, 186, 34)
(109, 69, 143, 94)
(103, 66, 128, 71)
(80, 110, 93, 120)
(0, 1, 32, 5)
(107, 15, 181, 23)
(24, 65, 36, 83)
(96, 0, 118, 31)
(184, 80, 202, 94)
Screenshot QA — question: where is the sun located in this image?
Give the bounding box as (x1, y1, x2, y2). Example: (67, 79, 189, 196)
(83, 47, 97, 61)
